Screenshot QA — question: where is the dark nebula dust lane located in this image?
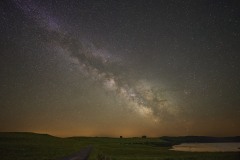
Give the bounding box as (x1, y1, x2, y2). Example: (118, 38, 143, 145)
(0, 0, 240, 137)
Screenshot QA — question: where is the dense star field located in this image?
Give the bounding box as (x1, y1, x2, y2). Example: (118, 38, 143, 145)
(0, 0, 240, 137)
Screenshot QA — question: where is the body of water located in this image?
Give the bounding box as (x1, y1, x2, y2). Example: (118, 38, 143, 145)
(171, 143, 240, 152)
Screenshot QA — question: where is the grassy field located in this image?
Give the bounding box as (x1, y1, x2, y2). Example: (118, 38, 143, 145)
(0, 132, 239, 160)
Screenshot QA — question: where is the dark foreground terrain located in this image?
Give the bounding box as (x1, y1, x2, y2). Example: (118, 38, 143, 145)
(0, 132, 239, 160)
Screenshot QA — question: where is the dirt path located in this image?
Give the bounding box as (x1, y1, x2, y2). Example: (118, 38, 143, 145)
(60, 146, 92, 160)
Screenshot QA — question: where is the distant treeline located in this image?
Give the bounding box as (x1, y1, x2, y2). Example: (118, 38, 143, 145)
(160, 136, 240, 144)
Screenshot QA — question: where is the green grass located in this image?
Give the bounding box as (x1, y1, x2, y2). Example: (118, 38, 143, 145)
(0, 132, 85, 160)
(0, 132, 239, 160)
(75, 137, 239, 160)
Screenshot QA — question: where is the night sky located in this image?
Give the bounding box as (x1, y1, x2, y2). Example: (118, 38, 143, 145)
(0, 0, 240, 137)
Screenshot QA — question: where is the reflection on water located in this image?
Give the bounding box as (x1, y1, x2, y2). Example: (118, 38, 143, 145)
(171, 143, 240, 152)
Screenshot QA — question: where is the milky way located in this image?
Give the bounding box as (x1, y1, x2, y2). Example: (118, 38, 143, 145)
(12, 0, 180, 122)
(1, 0, 240, 136)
